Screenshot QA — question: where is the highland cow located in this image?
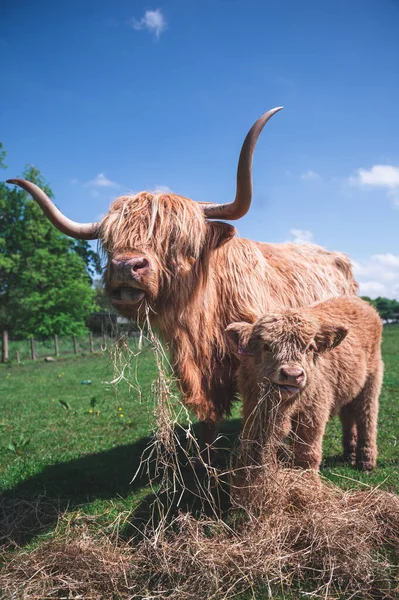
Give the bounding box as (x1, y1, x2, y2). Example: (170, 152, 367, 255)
(7, 108, 358, 452)
(226, 296, 383, 471)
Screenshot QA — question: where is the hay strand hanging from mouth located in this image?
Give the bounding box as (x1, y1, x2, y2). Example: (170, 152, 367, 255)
(129, 307, 230, 532)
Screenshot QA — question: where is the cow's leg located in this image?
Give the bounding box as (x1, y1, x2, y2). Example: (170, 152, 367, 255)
(197, 362, 236, 464)
(339, 404, 357, 465)
(354, 370, 382, 472)
(174, 347, 234, 466)
(199, 421, 217, 463)
(291, 405, 330, 470)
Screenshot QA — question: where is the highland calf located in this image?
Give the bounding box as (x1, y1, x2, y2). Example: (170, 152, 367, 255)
(226, 297, 383, 471)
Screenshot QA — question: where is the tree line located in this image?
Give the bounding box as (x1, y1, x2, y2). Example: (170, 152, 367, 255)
(0, 142, 102, 343)
(361, 296, 399, 323)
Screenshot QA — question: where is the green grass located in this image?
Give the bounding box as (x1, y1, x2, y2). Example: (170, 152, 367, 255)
(0, 342, 158, 514)
(1, 326, 399, 595)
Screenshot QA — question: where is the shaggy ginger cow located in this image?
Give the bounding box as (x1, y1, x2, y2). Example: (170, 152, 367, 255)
(7, 108, 358, 450)
(226, 296, 383, 471)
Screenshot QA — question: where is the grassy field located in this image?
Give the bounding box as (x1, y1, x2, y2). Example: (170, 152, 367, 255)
(1, 326, 399, 596)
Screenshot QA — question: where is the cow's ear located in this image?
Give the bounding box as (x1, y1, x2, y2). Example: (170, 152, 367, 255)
(225, 322, 253, 357)
(206, 221, 236, 251)
(314, 324, 348, 353)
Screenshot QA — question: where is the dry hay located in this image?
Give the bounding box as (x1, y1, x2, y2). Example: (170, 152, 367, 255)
(1, 314, 399, 599)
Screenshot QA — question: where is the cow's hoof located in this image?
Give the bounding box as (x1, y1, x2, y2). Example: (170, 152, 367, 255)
(343, 452, 356, 466)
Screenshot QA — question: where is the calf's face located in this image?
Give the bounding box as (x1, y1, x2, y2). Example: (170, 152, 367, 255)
(226, 310, 348, 402)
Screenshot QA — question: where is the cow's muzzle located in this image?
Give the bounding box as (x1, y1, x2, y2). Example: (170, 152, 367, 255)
(109, 257, 151, 307)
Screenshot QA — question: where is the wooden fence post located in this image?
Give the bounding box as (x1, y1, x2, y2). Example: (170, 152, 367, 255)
(54, 335, 59, 357)
(103, 333, 107, 348)
(2, 330, 8, 363)
(30, 337, 36, 360)
(73, 335, 78, 354)
(89, 332, 94, 353)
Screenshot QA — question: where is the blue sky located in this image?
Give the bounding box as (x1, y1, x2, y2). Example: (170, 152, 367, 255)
(1, 0, 399, 298)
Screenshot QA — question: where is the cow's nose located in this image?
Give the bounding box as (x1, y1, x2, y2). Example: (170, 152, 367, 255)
(280, 366, 305, 384)
(112, 257, 149, 276)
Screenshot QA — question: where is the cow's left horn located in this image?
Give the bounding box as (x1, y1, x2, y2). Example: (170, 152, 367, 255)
(202, 107, 283, 220)
(6, 179, 100, 240)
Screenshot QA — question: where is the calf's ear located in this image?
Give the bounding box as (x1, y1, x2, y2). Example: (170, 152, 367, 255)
(315, 324, 348, 353)
(206, 221, 236, 251)
(225, 322, 253, 357)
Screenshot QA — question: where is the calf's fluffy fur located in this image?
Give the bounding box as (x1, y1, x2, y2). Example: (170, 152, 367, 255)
(226, 297, 383, 471)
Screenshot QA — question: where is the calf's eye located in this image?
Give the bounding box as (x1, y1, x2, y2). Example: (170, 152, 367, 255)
(306, 344, 316, 354)
(263, 343, 271, 352)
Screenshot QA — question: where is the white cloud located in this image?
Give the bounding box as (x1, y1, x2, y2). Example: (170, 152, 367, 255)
(352, 253, 399, 300)
(86, 173, 121, 190)
(358, 281, 387, 297)
(370, 254, 399, 269)
(349, 165, 399, 188)
(154, 185, 173, 194)
(286, 228, 314, 245)
(130, 9, 167, 39)
(300, 170, 320, 181)
(349, 164, 399, 207)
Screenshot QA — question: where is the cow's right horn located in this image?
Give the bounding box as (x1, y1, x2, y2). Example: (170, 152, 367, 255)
(202, 107, 283, 221)
(6, 179, 100, 240)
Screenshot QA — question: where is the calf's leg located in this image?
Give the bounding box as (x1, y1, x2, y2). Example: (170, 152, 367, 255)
(354, 369, 382, 471)
(291, 404, 330, 470)
(339, 404, 358, 465)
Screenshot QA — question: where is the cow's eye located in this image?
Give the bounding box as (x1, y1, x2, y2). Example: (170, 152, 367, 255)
(306, 344, 316, 354)
(263, 343, 271, 352)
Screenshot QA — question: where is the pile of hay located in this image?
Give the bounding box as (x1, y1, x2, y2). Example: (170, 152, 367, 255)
(2, 323, 399, 599)
(2, 467, 399, 599)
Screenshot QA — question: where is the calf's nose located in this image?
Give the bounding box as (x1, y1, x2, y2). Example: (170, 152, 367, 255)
(280, 366, 305, 384)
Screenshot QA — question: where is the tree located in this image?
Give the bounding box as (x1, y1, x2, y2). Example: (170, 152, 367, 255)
(0, 148, 101, 343)
(93, 278, 114, 312)
(361, 296, 399, 322)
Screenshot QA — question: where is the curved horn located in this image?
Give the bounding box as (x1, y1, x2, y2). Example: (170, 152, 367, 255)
(203, 106, 283, 220)
(6, 179, 100, 240)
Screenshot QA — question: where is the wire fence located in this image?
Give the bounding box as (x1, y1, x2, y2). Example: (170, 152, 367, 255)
(2, 331, 139, 363)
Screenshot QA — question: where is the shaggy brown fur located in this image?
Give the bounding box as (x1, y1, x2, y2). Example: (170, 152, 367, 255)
(102, 192, 358, 432)
(226, 296, 383, 471)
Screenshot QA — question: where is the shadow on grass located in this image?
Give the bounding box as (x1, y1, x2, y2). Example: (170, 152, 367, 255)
(0, 419, 242, 548)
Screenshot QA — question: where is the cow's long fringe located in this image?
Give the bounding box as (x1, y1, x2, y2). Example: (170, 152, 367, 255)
(2, 325, 399, 599)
